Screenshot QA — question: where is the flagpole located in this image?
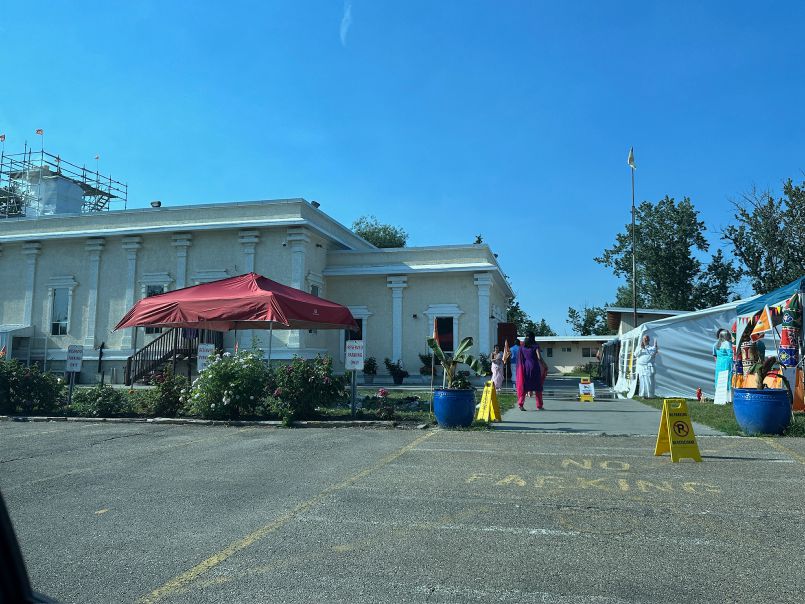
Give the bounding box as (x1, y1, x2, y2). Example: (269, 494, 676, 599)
(629, 148, 637, 329)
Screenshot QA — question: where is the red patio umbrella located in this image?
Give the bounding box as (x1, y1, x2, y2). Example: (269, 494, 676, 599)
(115, 272, 357, 332)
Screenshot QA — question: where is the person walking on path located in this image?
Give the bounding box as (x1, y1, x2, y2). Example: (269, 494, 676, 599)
(490, 345, 504, 391)
(509, 338, 520, 387)
(516, 332, 546, 410)
(635, 333, 659, 398)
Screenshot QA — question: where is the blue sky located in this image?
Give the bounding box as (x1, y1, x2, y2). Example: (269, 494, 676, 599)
(2, 1, 804, 333)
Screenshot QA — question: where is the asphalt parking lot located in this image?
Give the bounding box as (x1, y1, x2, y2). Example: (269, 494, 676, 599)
(2, 420, 804, 603)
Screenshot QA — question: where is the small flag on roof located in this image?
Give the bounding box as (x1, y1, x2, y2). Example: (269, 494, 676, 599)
(35, 128, 44, 135)
(627, 147, 636, 170)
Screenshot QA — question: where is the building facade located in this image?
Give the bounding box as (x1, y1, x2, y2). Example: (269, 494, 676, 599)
(533, 336, 610, 374)
(0, 199, 512, 383)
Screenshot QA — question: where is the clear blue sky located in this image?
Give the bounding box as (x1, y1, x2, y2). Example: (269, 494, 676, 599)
(2, 1, 804, 333)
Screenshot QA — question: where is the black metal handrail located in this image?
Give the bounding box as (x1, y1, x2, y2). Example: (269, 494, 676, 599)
(124, 328, 223, 385)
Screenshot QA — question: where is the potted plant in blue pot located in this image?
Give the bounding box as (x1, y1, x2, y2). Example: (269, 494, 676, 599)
(733, 355, 793, 435)
(427, 335, 484, 427)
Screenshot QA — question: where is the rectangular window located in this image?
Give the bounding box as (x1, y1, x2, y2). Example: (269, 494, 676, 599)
(582, 347, 597, 358)
(50, 288, 69, 335)
(546, 347, 553, 358)
(436, 317, 454, 353)
(347, 318, 363, 342)
(561, 346, 572, 353)
(145, 285, 165, 334)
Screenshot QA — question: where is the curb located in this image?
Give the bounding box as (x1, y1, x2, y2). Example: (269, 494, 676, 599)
(0, 415, 430, 430)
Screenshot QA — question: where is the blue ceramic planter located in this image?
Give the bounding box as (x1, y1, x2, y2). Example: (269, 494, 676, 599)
(733, 388, 792, 435)
(433, 388, 475, 428)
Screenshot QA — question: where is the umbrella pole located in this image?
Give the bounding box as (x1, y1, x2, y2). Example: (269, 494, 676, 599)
(268, 324, 273, 367)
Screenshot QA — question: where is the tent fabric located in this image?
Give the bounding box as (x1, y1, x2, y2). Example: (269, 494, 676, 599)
(736, 276, 805, 317)
(614, 299, 759, 399)
(115, 273, 357, 332)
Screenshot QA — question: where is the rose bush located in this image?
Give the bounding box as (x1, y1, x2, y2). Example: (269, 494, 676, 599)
(271, 355, 346, 419)
(0, 359, 65, 415)
(187, 351, 272, 420)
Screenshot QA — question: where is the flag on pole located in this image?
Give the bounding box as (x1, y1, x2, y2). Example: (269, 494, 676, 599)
(432, 319, 439, 344)
(35, 129, 44, 135)
(0, 345, 6, 359)
(502, 339, 511, 363)
(94, 155, 100, 161)
(627, 147, 636, 170)
(751, 305, 773, 337)
(0, 134, 5, 142)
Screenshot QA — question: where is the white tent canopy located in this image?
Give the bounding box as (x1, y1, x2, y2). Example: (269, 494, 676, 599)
(614, 298, 765, 400)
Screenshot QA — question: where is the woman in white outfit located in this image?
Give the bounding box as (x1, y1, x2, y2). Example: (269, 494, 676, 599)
(635, 333, 659, 398)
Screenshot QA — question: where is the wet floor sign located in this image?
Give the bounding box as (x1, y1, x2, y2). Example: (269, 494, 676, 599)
(578, 378, 595, 402)
(476, 381, 502, 422)
(654, 398, 702, 462)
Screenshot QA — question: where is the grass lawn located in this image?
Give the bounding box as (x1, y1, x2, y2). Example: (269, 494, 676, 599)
(636, 396, 805, 437)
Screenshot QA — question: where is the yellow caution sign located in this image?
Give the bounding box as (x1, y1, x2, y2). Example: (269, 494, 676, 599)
(654, 398, 702, 462)
(476, 381, 502, 422)
(578, 378, 595, 402)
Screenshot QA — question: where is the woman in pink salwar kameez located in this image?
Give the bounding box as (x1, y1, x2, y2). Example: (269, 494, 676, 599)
(516, 333, 546, 410)
(490, 345, 504, 390)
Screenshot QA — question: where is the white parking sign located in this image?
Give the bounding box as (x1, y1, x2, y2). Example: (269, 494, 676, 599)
(345, 340, 365, 371)
(65, 345, 84, 372)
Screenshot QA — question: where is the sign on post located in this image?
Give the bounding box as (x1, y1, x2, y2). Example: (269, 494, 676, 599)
(197, 343, 216, 373)
(579, 378, 595, 402)
(65, 345, 84, 373)
(714, 370, 730, 405)
(345, 340, 365, 371)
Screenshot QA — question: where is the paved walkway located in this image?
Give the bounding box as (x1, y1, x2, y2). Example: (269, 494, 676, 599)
(496, 376, 723, 436)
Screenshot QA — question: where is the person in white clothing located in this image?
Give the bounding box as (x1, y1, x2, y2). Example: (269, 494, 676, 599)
(635, 333, 658, 398)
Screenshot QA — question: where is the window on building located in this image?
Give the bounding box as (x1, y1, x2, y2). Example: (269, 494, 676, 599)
(546, 347, 553, 358)
(347, 319, 363, 342)
(436, 317, 454, 353)
(311, 285, 320, 298)
(50, 288, 69, 335)
(561, 346, 572, 353)
(145, 285, 166, 334)
(582, 347, 596, 358)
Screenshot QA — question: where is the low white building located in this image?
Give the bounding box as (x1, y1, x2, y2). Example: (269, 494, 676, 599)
(0, 198, 512, 383)
(533, 335, 611, 374)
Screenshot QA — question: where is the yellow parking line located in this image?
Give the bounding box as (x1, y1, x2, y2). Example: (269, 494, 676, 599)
(762, 438, 805, 465)
(138, 430, 436, 604)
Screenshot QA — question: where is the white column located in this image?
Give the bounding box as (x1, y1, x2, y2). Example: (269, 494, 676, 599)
(474, 273, 493, 354)
(22, 242, 42, 327)
(239, 230, 259, 273)
(83, 238, 105, 348)
(286, 227, 310, 349)
(121, 237, 142, 349)
(171, 233, 192, 289)
(387, 276, 408, 362)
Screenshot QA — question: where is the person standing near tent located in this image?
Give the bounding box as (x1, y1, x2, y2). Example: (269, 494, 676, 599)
(516, 332, 546, 411)
(490, 345, 504, 391)
(635, 333, 658, 398)
(712, 329, 733, 393)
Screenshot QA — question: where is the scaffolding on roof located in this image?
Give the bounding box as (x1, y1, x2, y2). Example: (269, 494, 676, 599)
(0, 145, 127, 218)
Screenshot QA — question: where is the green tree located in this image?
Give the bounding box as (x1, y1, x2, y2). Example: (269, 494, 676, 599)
(351, 215, 408, 248)
(722, 180, 805, 293)
(692, 249, 739, 308)
(595, 196, 708, 310)
(567, 305, 613, 336)
(506, 298, 555, 335)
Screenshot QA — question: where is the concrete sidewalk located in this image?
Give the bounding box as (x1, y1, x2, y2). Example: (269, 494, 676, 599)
(496, 377, 723, 436)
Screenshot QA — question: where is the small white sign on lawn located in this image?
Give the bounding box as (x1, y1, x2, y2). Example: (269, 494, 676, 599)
(197, 343, 216, 372)
(714, 370, 730, 405)
(345, 340, 365, 371)
(65, 345, 84, 373)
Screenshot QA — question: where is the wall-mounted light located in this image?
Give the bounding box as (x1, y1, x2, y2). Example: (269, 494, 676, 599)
(412, 314, 418, 319)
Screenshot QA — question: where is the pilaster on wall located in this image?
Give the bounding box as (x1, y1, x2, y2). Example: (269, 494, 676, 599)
(387, 276, 408, 363)
(171, 233, 192, 289)
(83, 238, 105, 349)
(239, 230, 260, 273)
(474, 273, 493, 355)
(286, 227, 310, 349)
(22, 242, 42, 327)
(120, 237, 142, 349)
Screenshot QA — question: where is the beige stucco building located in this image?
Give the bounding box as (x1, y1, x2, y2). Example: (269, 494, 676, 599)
(532, 336, 610, 374)
(0, 198, 512, 383)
